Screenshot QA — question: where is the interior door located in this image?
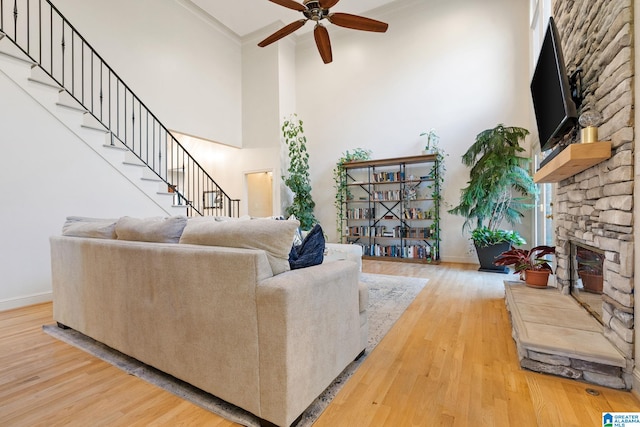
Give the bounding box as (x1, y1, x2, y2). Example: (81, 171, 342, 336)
(246, 171, 274, 218)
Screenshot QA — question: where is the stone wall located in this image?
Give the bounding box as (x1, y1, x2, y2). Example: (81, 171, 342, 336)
(552, 0, 634, 377)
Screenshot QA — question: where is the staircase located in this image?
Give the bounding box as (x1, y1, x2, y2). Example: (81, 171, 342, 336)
(0, 0, 238, 217)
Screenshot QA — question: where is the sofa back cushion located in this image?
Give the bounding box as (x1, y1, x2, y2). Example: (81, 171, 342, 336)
(62, 216, 118, 239)
(179, 218, 299, 275)
(115, 216, 188, 243)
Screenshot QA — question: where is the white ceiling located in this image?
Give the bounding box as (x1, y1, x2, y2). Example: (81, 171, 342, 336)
(189, 0, 399, 37)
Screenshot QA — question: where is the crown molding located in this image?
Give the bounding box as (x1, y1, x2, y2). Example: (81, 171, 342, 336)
(241, 21, 299, 47)
(175, 0, 241, 45)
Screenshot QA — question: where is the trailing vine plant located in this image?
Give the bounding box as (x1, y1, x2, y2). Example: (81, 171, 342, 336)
(420, 129, 449, 239)
(421, 130, 447, 250)
(282, 114, 317, 230)
(333, 148, 372, 241)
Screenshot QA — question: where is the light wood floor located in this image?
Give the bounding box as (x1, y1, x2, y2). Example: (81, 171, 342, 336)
(2, 261, 639, 426)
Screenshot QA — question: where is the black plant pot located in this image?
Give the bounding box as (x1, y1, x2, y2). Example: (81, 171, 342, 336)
(474, 242, 510, 274)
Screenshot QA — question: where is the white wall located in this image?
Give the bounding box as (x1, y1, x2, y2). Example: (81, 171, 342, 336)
(51, 0, 243, 147)
(238, 26, 299, 217)
(0, 69, 170, 311)
(295, 0, 532, 262)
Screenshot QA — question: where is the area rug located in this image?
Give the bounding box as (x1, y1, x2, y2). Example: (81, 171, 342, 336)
(42, 273, 427, 426)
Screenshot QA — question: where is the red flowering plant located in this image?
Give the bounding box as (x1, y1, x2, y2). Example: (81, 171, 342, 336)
(493, 245, 555, 274)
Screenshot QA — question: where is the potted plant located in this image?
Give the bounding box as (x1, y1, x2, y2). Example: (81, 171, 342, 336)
(576, 248, 604, 294)
(282, 114, 316, 230)
(421, 129, 439, 154)
(493, 245, 555, 288)
(448, 124, 538, 272)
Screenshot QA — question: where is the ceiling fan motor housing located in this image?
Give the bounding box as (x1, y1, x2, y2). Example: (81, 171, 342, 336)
(303, 1, 329, 21)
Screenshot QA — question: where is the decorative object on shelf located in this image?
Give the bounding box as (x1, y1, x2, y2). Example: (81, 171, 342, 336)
(493, 245, 555, 288)
(578, 110, 603, 143)
(282, 114, 317, 230)
(333, 148, 372, 240)
(341, 154, 441, 264)
(257, 0, 388, 64)
(420, 129, 440, 154)
(448, 124, 537, 272)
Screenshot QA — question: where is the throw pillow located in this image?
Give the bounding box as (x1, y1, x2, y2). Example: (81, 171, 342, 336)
(62, 216, 117, 239)
(284, 214, 303, 246)
(115, 216, 188, 243)
(179, 218, 300, 275)
(289, 224, 325, 270)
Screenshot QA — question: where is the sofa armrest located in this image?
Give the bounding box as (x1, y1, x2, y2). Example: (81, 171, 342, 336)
(256, 260, 361, 427)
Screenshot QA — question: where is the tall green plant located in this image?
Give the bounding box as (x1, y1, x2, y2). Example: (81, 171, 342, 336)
(448, 124, 537, 234)
(333, 148, 372, 241)
(282, 115, 316, 230)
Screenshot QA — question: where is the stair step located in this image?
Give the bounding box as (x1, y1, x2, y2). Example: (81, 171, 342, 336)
(141, 170, 162, 182)
(0, 38, 35, 66)
(104, 133, 129, 149)
(102, 143, 128, 152)
(123, 161, 146, 167)
(56, 91, 86, 113)
(28, 65, 61, 90)
(81, 113, 108, 132)
(123, 151, 145, 167)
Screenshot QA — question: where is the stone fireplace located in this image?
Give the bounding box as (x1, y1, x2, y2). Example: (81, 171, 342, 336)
(550, 0, 634, 385)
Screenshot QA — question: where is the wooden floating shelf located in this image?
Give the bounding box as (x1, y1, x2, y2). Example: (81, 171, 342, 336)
(534, 141, 612, 183)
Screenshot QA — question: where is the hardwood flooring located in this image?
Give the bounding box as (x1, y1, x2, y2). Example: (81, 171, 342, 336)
(1, 261, 639, 426)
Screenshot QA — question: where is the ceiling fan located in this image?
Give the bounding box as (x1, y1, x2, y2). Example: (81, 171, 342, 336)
(258, 0, 389, 64)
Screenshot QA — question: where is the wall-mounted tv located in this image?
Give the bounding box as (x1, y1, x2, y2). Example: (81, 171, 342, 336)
(530, 17, 578, 152)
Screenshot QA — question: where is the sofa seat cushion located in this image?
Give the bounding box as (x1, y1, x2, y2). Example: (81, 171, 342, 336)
(115, 216, 188, 243)
(179, 218, 300, 275)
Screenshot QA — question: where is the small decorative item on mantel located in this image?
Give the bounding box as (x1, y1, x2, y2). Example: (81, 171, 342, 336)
(578, 110, 603, 143)
(493, 245, 556, 288)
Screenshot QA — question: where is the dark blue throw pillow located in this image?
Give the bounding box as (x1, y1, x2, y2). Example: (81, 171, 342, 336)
(289, 224, 325, 270)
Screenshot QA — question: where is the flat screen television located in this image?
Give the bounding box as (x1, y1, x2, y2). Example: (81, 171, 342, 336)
(530, 17, 578, 152)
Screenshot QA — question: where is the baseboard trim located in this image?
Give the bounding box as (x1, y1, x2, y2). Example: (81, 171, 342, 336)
(0, 291, 52, 312)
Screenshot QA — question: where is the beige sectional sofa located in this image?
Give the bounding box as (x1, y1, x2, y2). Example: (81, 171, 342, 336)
(50, 216, 367, 427)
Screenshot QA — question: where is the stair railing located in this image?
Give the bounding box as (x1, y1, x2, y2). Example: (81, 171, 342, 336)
(0, 0, 239, 217)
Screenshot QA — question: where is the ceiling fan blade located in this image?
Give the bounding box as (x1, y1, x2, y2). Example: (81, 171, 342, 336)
(268, 0, 307, 12)
(314, 24, 333, 64)
(328, 13, 389, 32)
(318, 0, 340, 8)
(258, 19, 307, 47)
